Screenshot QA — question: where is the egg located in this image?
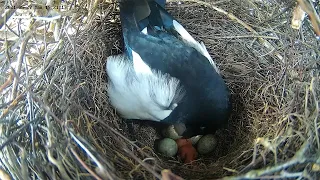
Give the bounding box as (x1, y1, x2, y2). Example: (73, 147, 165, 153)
(157, 138, 178, 157)
(196, 134, 217, 155)
(189, 135, 203, 145)
(178, 144, 198, 163)
(161, 125, 182, 140)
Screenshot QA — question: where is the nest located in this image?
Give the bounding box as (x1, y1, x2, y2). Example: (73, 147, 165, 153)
(0, 0, 319, 179)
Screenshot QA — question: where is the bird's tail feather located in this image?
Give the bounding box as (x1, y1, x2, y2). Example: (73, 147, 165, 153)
(118, 0, 173, 32)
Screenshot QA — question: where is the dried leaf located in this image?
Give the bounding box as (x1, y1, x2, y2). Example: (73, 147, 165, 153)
(291, 4, 306, 29)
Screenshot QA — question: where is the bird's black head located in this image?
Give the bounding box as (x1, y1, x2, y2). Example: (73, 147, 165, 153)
(163, 52, 232, 137)
(169, 90, 231, 137)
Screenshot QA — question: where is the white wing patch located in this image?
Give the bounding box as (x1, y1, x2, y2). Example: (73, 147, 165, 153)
(141, 27, 148, 35)
(106, 54, 185, 121)
(172, 20, 220, 73)
(132, 50, 153, 75)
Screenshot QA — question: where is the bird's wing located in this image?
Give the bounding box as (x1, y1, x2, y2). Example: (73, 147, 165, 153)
(118, 0, 219, 72)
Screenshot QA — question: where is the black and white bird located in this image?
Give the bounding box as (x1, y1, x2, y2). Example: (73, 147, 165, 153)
(106, 0, 231, 137)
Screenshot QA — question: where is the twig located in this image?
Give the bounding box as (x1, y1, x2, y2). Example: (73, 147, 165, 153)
(257, 172, 303, 179)
(309, 77, 320, 149)
(0, 55, 57, 119)
(297, 0, 320, 36)
(43, 39, 64, 68)
(11, 32, 31, 100)
(208, 35, 279, 40)
(0, 119, 36, 151)
(223, 142, 310, 179)
(69, 147, 103, 180)
(240, 141, 260, 173)
(20, 148, 28, 180)
(0, 70, 14, 93)
(123, 148, 162, 179)
(168, 0, 283, 61)
(85, 0, 101, 29)
(69, 131, 115, 179)
(44, 111, 71, 180)
(0, 92, 25, 119)
(29, 92, 62, 124)
(81, 110, 163, 177)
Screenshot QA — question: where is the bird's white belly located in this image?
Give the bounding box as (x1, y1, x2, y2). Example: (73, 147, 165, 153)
(106, 54, 185, 121)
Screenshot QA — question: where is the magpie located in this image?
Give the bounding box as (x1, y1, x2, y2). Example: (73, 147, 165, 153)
(106, 0, 231, 137)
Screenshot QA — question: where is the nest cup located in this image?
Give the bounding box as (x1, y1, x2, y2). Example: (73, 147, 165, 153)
(0, 0, 319, 179)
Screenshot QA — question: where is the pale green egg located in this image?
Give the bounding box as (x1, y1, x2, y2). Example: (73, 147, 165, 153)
(157, 138, 178, 157)
(196, 134, 217, 154)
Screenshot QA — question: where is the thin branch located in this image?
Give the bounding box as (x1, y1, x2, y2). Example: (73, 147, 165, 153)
(168, 0, 284, 61)
(297, 0, 320, 36)
(223, 142, 310, 180)
(69, 147, 103, 180)
(11, 32, 31, 99)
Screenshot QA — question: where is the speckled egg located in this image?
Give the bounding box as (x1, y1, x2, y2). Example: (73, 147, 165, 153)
(161, 125, 182, 140)
(196, 134, 217, 155)
(157, 138, 178, 157)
